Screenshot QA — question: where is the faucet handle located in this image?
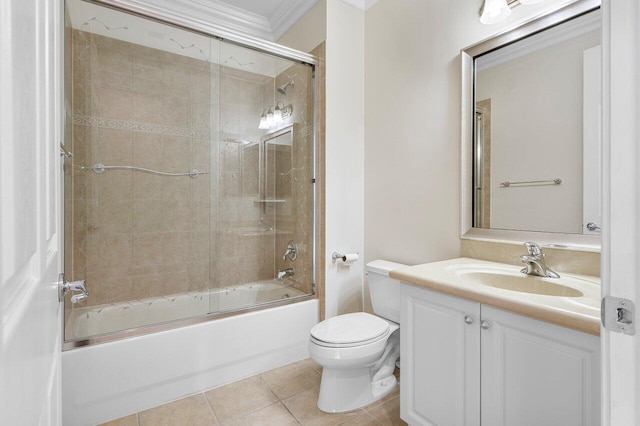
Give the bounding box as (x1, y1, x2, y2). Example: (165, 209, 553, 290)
(523, 242, 542, 257)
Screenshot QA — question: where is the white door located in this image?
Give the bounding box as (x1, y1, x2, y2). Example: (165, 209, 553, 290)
(0, 1, 63, 425)
(601, 0, 640, 424)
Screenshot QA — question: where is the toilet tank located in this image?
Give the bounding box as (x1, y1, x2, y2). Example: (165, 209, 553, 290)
(366, 260, 408, 324)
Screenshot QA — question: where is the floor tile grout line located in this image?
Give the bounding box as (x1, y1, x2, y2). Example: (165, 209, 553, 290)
(202, 391, 221, 425)
(279, 394, 303, 425)
(257, 373, 281, 402)
(205, 376, 283, 424)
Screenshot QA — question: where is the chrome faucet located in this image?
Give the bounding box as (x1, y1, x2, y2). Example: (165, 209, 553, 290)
(277, 267, 295, 280)
(58, 274, 89, 303)
(282, 241, 298, 262)
(520, 242, 560, 278)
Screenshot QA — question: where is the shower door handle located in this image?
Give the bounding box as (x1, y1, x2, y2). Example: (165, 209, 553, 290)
(58, 273, 89, 303)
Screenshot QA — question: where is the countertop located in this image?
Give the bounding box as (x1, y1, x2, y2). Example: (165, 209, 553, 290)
(390, 257, 601, 336)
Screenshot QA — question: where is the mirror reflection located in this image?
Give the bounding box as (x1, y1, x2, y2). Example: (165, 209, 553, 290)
(473, 11, 601, 235)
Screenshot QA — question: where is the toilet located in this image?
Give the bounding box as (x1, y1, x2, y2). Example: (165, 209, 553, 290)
(309, 260, 407, 413)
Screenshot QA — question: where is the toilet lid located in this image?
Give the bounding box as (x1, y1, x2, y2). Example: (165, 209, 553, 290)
(310, 312, 390, 345)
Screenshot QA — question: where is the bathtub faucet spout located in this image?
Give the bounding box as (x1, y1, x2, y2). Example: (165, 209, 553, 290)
(277, 267, 295, 280)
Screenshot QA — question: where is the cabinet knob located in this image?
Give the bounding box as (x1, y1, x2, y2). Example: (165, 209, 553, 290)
(480, 320, 491, 330)
(464, 315, 474, 325)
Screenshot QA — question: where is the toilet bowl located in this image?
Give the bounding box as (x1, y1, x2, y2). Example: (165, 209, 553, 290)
(309, 260, 407, 413)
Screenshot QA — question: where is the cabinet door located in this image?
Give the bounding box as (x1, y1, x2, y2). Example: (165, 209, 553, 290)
(480, 306, 600, 426)
(400, 284, 481, 426)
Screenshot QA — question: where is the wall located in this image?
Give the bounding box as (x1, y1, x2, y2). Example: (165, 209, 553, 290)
(277, 0, 327, 53)
(324, 0, 365, 317)
(476, 30, 600, 233)
(363, 0, 581, 263)
(278, 0, 364, 319)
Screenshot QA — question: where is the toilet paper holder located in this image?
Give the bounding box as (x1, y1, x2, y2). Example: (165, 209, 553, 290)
(332, 252, 359, 263)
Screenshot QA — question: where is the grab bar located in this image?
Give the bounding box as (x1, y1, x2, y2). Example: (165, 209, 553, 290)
(499, 178, 562, 188)
(79, 163, 209, 178)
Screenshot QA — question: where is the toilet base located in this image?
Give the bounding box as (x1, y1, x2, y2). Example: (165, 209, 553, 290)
(317, 366, 397, 413)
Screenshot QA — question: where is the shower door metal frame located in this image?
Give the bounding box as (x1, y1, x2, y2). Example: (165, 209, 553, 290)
(83, 0, 318, 67)
(63, 0, 319, 350)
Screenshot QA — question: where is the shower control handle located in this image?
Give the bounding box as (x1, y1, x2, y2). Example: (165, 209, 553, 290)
(58, 273, 89, 303)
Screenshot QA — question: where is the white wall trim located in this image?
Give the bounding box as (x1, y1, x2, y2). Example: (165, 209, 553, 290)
(340, 0, 380, 11)
(169, 0, 274, 40)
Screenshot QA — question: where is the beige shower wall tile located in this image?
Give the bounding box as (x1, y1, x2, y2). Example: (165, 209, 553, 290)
(98, 173, 133, 204)
(99, 233, 133, 269)
(163, 202, 192, 232)
(132, 92, 166, 125)
(96, 127, 133, 165)
(132, 233, 164, 266)
(132, 200, 165, 232)
(164, 96, 191, 128)
(162, 135, 192, 171)
(130, 272, 163, 301)
(98, 199, 133, 233)
(132, 174, 164, 201)
(91, 84, 135, 120)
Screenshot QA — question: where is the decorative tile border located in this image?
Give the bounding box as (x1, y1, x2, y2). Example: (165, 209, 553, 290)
(73, 114, 317, 141)
(73, 114, 211, 139)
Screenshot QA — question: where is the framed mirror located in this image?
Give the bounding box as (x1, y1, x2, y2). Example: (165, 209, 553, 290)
(461, 0, 601, 249)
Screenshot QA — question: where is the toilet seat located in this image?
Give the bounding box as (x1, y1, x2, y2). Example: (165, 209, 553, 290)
(310, 312, 391, 348)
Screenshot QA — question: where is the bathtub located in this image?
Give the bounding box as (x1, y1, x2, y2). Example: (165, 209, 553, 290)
(62, 290, 318, 425)
(65, 281, 306, 341)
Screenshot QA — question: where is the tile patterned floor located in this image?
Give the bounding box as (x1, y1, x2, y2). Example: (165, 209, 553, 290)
(99, 358, 406, 426)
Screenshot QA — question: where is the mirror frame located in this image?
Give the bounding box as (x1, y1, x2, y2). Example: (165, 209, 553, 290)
(460, 0, 601, 251)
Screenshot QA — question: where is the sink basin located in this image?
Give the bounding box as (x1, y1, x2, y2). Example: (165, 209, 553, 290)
(391, 258, 601, 335)
(459, 272, 584, 297)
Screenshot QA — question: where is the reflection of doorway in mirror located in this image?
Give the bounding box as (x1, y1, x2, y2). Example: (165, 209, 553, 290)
(474, 99, 492, 228)
(582, 45, 601, 235)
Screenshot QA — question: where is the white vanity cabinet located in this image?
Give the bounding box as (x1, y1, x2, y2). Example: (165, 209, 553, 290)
(400, 283, 481, 425)
(400, 283, 600, 426)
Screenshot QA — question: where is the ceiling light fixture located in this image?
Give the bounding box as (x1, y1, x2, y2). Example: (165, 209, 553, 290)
(257, 103, 293, 130)
(258, 111, 269, 129)
(480, 0, 511, 24)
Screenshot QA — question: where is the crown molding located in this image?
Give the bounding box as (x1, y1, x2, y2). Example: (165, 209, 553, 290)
(183, 0, 274, 40)
(85, 0, 329, 43)
(270, 0, 320, 41)
(340, 0, 379, 11)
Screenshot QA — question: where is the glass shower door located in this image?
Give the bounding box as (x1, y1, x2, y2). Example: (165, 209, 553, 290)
(64, 0, 218, 341)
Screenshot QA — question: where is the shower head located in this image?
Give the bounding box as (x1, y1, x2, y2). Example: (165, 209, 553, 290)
(277, 80, 294, 94)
